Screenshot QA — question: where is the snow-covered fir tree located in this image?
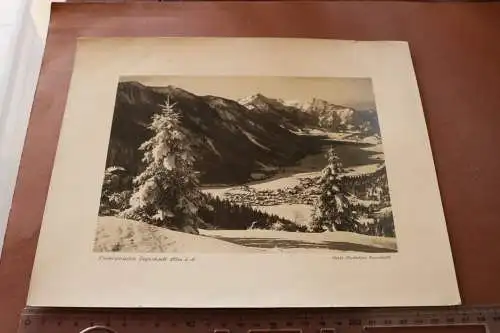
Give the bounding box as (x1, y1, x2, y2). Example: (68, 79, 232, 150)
(99, 166, 131, 216)
(311, 147, 359, 233)
(120, 97, 206, 234)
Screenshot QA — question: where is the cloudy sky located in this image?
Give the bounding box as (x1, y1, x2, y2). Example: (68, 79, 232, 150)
(121, 76, 376, 110)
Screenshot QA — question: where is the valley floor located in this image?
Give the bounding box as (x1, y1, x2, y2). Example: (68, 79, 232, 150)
(94, 217, 397, 254)
(201, 131, 385, 228)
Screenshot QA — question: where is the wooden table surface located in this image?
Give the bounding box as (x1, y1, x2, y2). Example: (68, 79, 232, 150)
(1, 2, 500, 333)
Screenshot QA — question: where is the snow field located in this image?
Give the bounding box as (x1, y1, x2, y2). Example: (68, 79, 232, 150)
(94, 217, 396, 253)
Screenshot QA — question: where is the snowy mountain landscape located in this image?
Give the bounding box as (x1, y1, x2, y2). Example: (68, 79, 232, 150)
(95, 81, 396, 253)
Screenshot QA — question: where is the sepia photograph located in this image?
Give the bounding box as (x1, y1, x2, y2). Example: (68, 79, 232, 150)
(28, 38, 460, 309)
(93, 76, 397, 253)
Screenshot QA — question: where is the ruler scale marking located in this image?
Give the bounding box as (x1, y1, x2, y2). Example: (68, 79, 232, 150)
(17, 305, 500, 333)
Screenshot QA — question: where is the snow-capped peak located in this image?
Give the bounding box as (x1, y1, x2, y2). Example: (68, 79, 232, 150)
(239, 93, 270, 105)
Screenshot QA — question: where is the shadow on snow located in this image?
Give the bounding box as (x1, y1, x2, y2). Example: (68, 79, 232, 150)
(209, 235, 396, 253)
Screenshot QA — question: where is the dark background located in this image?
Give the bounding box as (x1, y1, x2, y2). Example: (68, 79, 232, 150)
(1, 2, 500, 333)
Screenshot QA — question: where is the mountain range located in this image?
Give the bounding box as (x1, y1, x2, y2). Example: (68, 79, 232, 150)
(105, 81, 379, 185)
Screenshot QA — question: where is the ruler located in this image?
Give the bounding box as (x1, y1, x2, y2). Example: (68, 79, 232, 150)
(17, 305, 500, 333)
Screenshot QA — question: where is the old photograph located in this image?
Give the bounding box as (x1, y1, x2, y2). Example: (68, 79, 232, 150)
(93, 76, 396, 253)
(27, 38, 461, 309)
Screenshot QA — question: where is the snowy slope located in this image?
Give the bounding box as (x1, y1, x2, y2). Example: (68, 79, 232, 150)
(254, 204, 313, 226)
(202, 229, 396, 253)
(94, 217, 262, 253)
(94, 217, 396, 253)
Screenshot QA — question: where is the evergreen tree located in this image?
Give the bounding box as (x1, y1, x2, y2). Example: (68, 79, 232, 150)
(311, 147, 359, 232)
(120, 97, 206, 234)
(99, 166, 131, 216)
